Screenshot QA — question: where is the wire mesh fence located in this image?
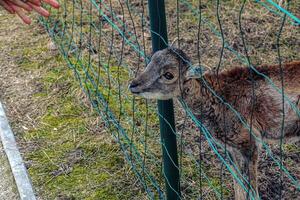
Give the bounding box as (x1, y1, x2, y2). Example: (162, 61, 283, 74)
(40, 0, 300, 199)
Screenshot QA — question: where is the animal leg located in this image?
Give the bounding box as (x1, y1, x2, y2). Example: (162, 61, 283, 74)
(230, 148, 259, 200)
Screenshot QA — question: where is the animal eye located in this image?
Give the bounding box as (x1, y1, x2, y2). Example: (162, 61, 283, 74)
(163, 72, 174, 80)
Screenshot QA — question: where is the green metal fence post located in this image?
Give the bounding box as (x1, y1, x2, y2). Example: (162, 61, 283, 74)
(148, 1, 181, 199)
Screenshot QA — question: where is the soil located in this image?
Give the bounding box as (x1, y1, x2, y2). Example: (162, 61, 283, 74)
(0, 0, 299, 199)
(0, 10, 146, 200)
(0, 11, 31, 200)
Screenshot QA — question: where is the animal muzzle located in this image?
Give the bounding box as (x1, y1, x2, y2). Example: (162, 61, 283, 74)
(129, 80, 143, 94)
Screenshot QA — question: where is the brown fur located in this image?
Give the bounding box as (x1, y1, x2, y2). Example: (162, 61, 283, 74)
(200, 61, 300, 139)
(130, 48, 300, 199)
(183, 61, 300, 199)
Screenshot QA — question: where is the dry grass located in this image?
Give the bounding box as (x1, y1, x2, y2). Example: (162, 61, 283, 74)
(39, 0, 300, 199)
(0, 0, 299, 199)
(0, 10, 146, 200)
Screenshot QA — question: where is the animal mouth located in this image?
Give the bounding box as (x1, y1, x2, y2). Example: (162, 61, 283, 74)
(131, 91, 141, 94)
(129, 86, 142, 95)
(129, 82, 143, 95)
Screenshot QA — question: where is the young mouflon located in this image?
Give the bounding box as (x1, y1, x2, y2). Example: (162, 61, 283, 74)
(129, 47, 300, 200)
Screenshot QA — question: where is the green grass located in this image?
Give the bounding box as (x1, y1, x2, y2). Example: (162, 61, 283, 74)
(0, 17, 146, 198)
(2, 0, 299, 199)
(26, 60, 146, 199)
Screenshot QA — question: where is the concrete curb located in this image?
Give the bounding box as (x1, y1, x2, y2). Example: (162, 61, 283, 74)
(0, 102, 36, 200)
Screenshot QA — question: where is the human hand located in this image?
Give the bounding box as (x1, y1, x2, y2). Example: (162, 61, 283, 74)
(0, 0, 60, 24)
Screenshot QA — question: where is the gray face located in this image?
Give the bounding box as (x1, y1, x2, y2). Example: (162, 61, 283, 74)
(129, 48, 189, 100)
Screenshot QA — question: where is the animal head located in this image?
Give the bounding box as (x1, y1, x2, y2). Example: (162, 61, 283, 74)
(129, 47, 190, 100)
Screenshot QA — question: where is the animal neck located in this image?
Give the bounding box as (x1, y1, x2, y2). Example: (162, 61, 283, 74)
(179, 74, 224, 126)
(180, 77, 213, 110)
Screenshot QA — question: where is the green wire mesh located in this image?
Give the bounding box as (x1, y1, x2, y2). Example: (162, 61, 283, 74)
(39, 0, 300, 199)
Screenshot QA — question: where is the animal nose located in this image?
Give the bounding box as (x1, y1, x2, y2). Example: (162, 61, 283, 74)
(129, 80, 141, 93)
(129, 81, 139, 89)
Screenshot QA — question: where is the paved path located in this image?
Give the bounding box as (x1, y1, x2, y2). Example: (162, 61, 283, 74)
(0, 141, 19, 200)
(0, 9, 21, 200)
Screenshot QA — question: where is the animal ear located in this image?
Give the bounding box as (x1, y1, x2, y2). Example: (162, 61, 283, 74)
(186, 65, 208, 78)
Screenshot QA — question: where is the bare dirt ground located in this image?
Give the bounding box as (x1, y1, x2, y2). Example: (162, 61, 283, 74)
(0, 10, 145, 200)
(0, 0, 299, 199)
(0, 10, 28, 200)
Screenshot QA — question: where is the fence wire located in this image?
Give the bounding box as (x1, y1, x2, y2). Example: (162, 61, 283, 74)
(40, 0, 300, 199)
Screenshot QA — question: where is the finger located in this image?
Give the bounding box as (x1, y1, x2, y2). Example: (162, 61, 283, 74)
(0, 0, 15, 13)
(28, 0, 41, 6)
(28, 2, 49, 17)
(7, 1, 32, 24)
(8, 0, 32, 11)
(42, 0, 59, 9)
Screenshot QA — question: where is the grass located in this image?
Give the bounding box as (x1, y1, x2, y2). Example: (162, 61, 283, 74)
(39, 0, 300, 199)
(20, 50, 145, 200)
(0, 0, 299, 199)
(0, 11, 146, 199)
